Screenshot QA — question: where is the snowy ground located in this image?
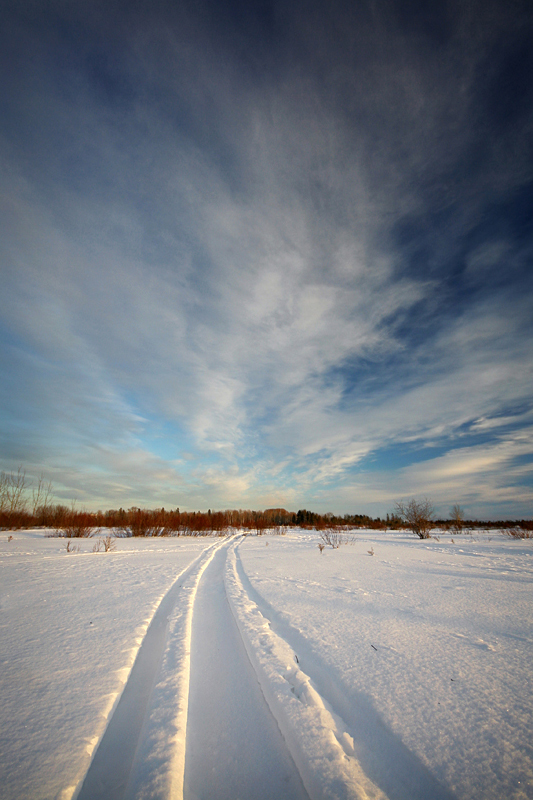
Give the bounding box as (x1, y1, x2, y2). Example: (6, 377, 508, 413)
(0, 528, 532, 800)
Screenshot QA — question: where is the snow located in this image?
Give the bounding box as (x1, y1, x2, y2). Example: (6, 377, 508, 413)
(184, 543, 308, 800)
(237, 531, 533, 800)
(0, 531, 214, 800)
(1, 528, 532, 800)
(226, 540, 386, 800)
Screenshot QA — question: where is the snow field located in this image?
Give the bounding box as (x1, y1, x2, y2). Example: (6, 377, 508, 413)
(183, 541, 309, 800)
(225, 539, 386, 800)
(238, 530, 533, 800)
(118, 536, 230, 800)
(1, 528, 532, 800)
(0, 532, 215, 800)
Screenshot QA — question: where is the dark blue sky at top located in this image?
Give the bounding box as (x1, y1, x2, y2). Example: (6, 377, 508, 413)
(0, 0, 532, 516)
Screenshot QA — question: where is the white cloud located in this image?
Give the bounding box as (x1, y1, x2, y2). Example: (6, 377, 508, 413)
(315, 431, 533, 519)
(1, 4, 532, 515)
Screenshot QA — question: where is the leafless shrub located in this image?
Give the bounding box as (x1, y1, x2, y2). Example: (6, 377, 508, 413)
(320, 529, 346, 549)
(58, 520, 93, 538)
(504, 527, 533, 540)
(449, 504, 465, 535)
(92, 535, 116, 553)
(395, 498, 435, 539)
(65, 540, 81, 553)
(119, 510, 162, 537)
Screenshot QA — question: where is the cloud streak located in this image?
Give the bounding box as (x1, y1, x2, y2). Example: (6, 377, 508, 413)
(1, 0, 532, 516)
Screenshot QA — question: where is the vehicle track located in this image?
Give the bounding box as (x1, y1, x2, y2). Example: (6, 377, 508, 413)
(225, 539, 389, 800)
(183, 542, 309, 800)
(228, 540, 457, 800)
(75, 538, 227, 800)
(77, 534, 415, 800)
(75, 536, 309, 800)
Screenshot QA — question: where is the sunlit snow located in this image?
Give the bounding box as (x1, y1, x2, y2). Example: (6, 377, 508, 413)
(0, 529, 531, 800)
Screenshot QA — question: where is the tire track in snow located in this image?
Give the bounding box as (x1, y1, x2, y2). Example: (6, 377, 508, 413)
(225, 539, 388, 800)
(74, 533, 451, 800)
(183, 540, 309, 800)
(228, 541, 457, 800)
(74, 536, 229, 800)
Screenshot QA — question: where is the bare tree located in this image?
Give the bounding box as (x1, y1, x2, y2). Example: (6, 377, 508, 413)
(395, 498, 435, 539)
(320, 528, 346, 548)
(0, 473, 7, 514)
(449, 504, 465, 535)
(0, 468, 28, 514)
(32, 474, 54, 519)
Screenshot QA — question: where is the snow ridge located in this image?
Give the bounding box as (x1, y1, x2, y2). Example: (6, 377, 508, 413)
(224, 540, 387, 800)
(74, 536, 229, 800)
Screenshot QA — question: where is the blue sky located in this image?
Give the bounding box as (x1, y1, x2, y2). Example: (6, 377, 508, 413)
(1, 0, 532, 517)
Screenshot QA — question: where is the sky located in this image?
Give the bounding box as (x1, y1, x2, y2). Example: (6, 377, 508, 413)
(1, 0, 532, 518)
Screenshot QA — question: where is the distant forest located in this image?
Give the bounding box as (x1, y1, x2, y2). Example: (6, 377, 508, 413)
(1, 468, 531, 534)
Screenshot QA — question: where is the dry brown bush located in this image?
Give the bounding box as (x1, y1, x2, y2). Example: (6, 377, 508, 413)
(504, 527, 533, 540)
(93, 535, 116, 552)
(320, 528, 347, 549)
(395, 498, 435, 539)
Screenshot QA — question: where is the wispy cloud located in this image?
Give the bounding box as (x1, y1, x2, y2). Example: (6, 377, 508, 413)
(329, 428, 533, 519)
(1, 1, 532, 515)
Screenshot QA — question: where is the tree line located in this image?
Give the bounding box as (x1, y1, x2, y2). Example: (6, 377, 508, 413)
(1, 469, 531, 535)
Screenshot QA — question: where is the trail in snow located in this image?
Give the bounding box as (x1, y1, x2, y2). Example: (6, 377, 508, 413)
(75, 571, 182, 800)
(231, 542, 457, 800)
(76, 535, 411, 800)
(76, 539, 226, 800)
(75, 537, 309, 800)
(225, 540, 391, 800)
(3, 530, 530, 800)
(183, 543, 309, 800)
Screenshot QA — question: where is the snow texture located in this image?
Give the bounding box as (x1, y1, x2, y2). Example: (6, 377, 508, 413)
(77, 536, 229, 800)
(1, 528, 532, 800)
(183, 542, 308, 800)
(225, 539, 386, 800)
(237, 531, 533, 800)
(0, 531, 214, 800)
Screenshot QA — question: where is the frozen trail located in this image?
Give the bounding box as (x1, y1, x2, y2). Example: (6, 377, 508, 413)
(75, 539, 227, 800)
(76, 571, 182, 800)
(183, 543, 309, 800)
(225, 540, 391, 800)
